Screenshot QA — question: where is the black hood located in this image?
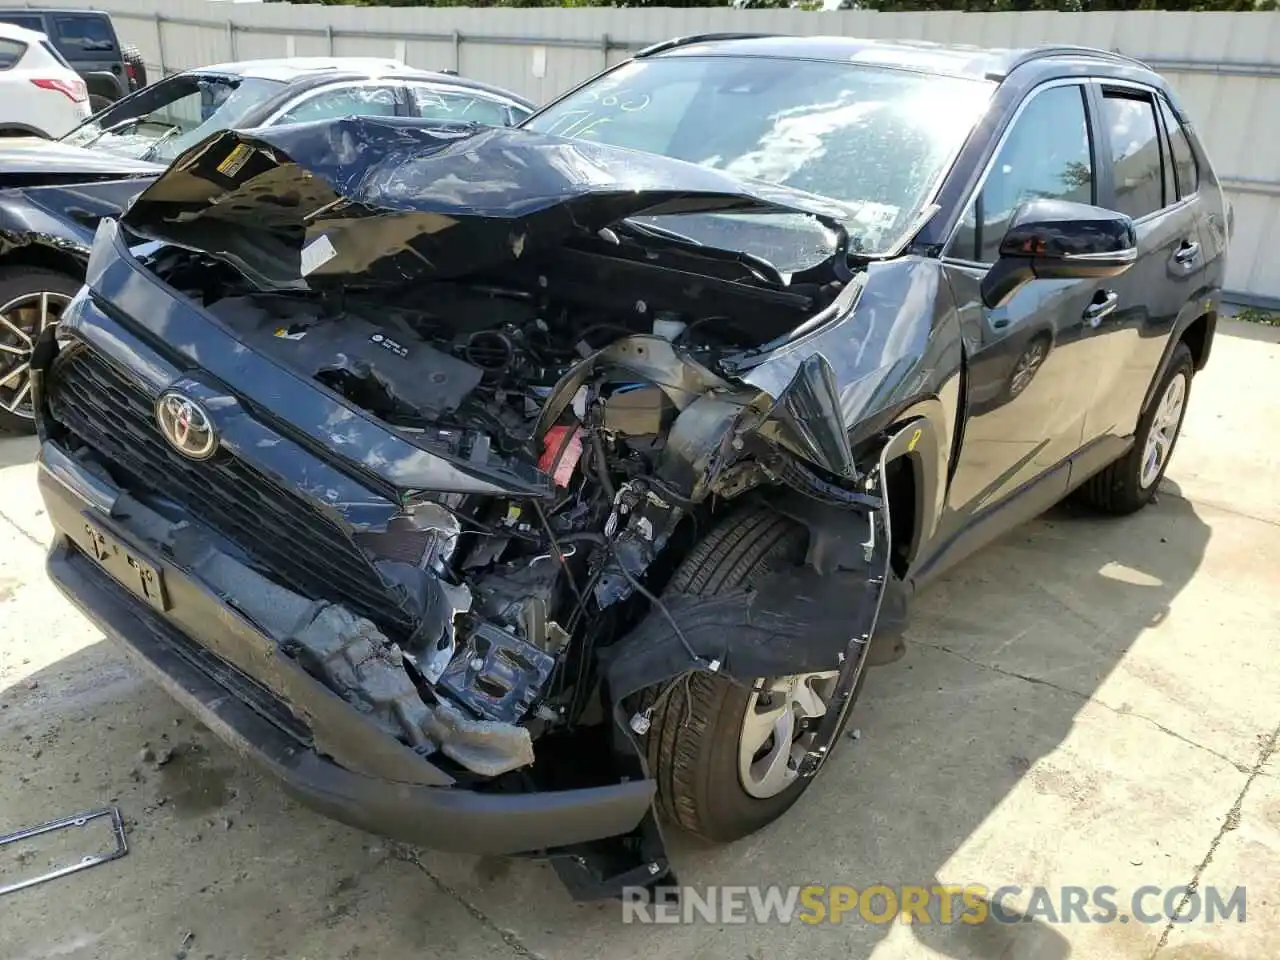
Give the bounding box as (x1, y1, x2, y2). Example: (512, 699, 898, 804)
(120, 116, 857, 290)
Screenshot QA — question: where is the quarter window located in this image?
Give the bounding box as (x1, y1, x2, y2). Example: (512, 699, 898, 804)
(952, 84, 1094, 264)
(1101, 91, 1164, 220)
(1158, 96, 1199, 198)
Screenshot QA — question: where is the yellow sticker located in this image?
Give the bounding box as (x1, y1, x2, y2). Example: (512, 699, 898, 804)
(907, 428, 923, 452)
(216, 143, 252, 178)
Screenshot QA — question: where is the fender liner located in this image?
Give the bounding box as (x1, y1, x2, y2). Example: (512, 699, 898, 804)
(600, 424, 940, 781)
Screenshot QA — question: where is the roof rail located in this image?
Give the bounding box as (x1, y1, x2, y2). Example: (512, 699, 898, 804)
(1001, 44, 1151, 76)
(634, 33, 784, 59)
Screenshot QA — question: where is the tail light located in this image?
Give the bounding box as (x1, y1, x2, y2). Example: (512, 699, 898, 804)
(31, 77, 88, 103)
(125, 62, 137, 85)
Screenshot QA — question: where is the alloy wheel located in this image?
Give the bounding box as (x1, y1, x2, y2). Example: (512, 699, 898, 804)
(1008, 340, 1047, 398)
(1139, 370, 1188, 489)
(737, 671, 839, 799)
(0, 291, 71, 421)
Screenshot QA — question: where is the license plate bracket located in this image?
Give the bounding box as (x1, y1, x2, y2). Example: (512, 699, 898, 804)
(80, 518, 169, 612)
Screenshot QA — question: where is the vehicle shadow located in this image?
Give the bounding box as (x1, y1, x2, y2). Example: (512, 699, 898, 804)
(848, 489, 1212, 959)
(0, 489, 1212, 959)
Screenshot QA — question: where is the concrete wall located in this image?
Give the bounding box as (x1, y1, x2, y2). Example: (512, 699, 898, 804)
(30, 1, 1280, 304)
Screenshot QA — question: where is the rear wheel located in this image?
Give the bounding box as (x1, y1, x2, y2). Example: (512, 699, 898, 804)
(89, 94, 113, 114)
(1077, 341, 1193, 515)
(640, 507, 864, 843)
(0, 267, 80, 435)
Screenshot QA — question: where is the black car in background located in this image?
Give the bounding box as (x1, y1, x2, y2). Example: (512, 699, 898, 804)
(0, 57, 534, 433)
(31, 36, 1225, 900)
(0, 8, 142, 108)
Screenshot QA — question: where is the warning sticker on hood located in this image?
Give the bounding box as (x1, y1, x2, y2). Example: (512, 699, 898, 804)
(300, 234, 338, 277)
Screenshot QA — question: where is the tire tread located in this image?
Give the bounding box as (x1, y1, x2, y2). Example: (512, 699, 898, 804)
(643, 507, 809, 840)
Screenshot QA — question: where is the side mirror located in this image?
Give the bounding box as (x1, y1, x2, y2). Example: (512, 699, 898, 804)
(980, 198, 1137, 309)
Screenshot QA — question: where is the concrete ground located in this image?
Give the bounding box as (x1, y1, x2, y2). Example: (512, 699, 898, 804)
(1, 319, 1277, 960)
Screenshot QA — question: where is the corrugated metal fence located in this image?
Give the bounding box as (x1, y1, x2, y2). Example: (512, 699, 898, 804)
(22, 1, 1280, 304)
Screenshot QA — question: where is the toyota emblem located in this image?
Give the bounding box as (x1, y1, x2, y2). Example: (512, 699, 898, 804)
(155, 391, 217, 460)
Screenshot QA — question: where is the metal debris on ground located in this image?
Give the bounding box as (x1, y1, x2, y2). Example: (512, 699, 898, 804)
(0, 806, 128, 896)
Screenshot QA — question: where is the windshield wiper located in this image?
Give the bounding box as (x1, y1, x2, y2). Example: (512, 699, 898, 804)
(140, 125, 184, 163)
(615, 218, 788, 288)
(619, 218, 703, 247)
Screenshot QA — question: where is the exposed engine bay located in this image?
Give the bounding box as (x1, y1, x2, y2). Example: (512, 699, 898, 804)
(129, 223, 881, 787)
(80, 119, 896, 811)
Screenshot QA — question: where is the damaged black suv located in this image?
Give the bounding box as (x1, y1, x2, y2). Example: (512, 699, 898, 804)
(32, 35, 1225, 899)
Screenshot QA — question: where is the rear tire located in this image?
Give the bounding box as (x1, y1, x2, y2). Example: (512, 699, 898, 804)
(1077, 342, 1193, 515)
(639, 507, 864, 843)
(89, 94, 113, 115)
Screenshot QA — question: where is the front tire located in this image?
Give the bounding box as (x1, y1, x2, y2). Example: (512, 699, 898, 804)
(0, 266, 81, 435)
(640, 507, 862, 843)
(1077, 341, 1193, 515)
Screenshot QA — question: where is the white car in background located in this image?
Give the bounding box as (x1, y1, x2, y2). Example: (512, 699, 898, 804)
(0, 21, 90, 138)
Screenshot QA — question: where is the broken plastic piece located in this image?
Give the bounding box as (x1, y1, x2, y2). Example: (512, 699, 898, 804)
(538, 425, 584, 487)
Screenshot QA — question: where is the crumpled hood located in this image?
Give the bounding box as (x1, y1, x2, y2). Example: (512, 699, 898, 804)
(120, 115, 857, 290)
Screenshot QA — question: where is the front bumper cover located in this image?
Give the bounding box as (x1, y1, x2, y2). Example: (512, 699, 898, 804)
(38, 443, 656, 858)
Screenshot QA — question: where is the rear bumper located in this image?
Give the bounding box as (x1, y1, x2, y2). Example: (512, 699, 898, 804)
(39, 443, 655, 857)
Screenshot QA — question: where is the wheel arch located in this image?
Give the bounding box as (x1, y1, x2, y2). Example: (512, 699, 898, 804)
(0, 241, 88, 284)
(82, 72, 126, 103)
(0, 123, 51, 138)
(861, 403, 949, 579)
(1139, 309, 1216, 417)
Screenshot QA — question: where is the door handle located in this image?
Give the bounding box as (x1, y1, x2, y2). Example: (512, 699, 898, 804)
(1174, 241, 1201, 265)
(1083, 291, 1119, 327)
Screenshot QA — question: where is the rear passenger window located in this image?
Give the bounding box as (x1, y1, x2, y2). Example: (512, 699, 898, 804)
(951, 84, 1094, 264)
(1101, 91, 1164, 219)
(410, 87, 513, 127)
(1158, 97, 1199, 198)
(0, 38, 26, 70)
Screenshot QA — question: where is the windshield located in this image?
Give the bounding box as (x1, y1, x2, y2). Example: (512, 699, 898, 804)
(525, 56, 993, 263)
(63, 74, 285, 163)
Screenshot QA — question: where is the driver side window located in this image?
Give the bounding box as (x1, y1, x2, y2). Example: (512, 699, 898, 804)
(952, 84, 1094, 264)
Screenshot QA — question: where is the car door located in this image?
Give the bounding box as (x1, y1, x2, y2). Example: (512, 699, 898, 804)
(941, 81, 1105, 522)
(1077, 83, 1210, 450)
